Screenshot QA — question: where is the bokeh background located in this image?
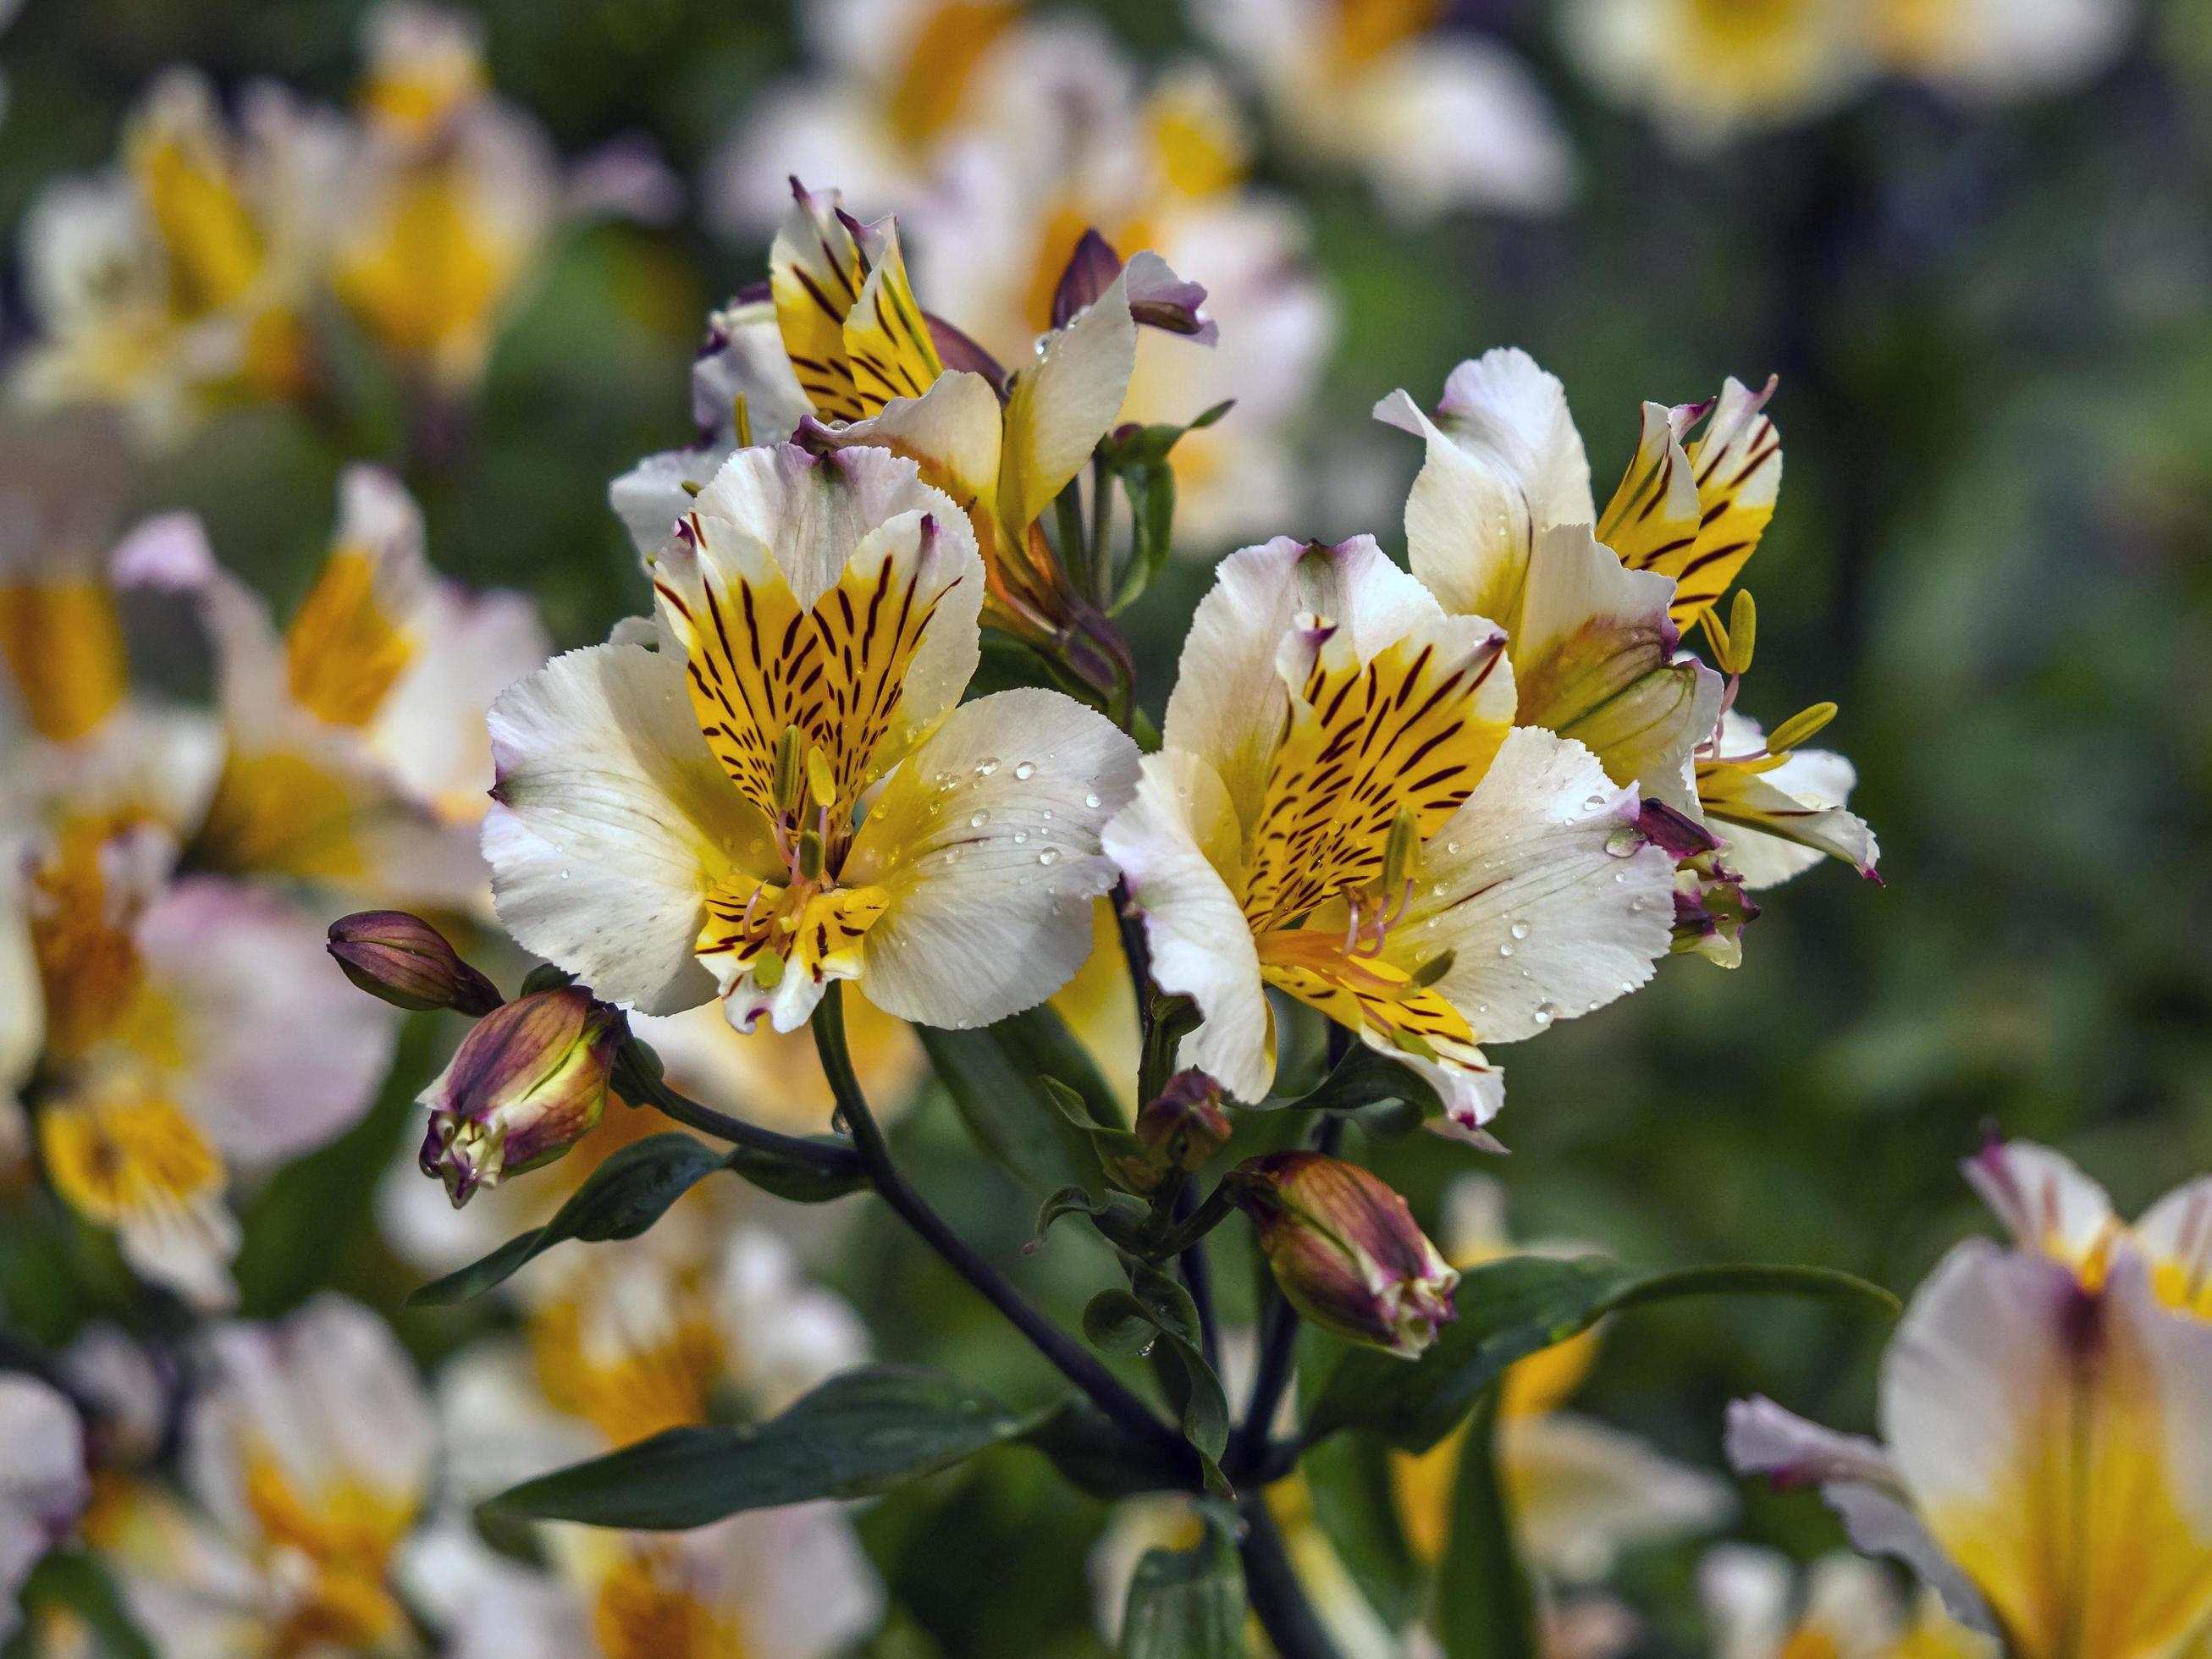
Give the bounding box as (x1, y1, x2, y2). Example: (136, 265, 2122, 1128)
(5, 0, 2211, 1652)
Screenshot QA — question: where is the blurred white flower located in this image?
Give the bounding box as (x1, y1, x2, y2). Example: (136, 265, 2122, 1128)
(0, 1375, 90, 1645)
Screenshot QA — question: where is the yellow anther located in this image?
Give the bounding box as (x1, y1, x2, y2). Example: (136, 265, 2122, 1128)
(1725, 590, 1757, 675)
(1697, 604, 1730, 670)
(751, 947, 785, 989)
(680, 479, 703, 496)
(1765, 701, 1838, 755)
(797, 828, 825, 883)
(1403, 949, 1456, 992)
(732, 392, 752, 449)
(1379, 807, 1420, 896)
(773, 725, 804, 816)
(805, 745, 836, 810)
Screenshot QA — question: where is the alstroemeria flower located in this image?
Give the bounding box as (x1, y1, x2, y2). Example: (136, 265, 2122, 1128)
(492, 441, 1140, 1037)
(20, 861, 393, 1307)
(1389, 1177, 1732, 1584)
(327, 4, 563, 393)
(1381, 348, 1877, 897)
(0, 1375, 89, 1645)
(89, 1296, 435, 1655)
(1103, 535, 1675, 1133)
(1190, 0, 1575, 220)
(615, 180, 1211, 670)
(1699, 1545, 1994, 1659)
(1728, 1140, 2212, 1656)
(117, 465, 548, 909)
(12, 69, 340, 442)
(1563, 0, 2132, 150)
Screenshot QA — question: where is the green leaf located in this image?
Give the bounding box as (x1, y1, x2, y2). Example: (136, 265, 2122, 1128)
(12, 1551, 157, 1659)
(918, 1006, 1123, 1195)
(719, 1134, 873, 1204)
(1305, 1255, 1899, 1452)
(486, 1365, 1042, 1529)
(1437, 1388, 1538, 1659)
(1121, 1500, 1245, 1658)
(1084, 1289, 1161, 1354)
(404, 1133, 718, 1307)
(1020, 1399, 1194, 1499)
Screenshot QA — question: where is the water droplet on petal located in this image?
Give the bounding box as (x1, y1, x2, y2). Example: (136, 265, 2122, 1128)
(1013, 761, 1036, 780)
(969, 810, 990, 829)
(1444, 841, 1460, 854)
(1084, 792, 1101, 809)
(1498, 943, 1514, 958)
(1603, 825, 1643, 858)
(1613, 870, 1626, 883)
(1038, 849, 1059, 865)
(1583, 793, 1608, 812)
(1509, 920, 1530, 940)
(1012, 830, 1029, 845)
(975, 758, 1001, 777)
(1532, 1001, 1559, 1027)
(558, 868, 570, 880)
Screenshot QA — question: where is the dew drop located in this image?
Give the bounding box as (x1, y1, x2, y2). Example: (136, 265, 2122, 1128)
(1038, 849, 1059, 866)
(1040, 809, 1053, 821)
(1603, 825, 1643, 858)
(1497, 943, 1514, 958)
(558, 868, 570, 880)
(1084, 792, 1101, 809)
(974, 758, 1001, 777)
(1013, 760, 1036, 780)
(1613, 870, 1626, 883)
(1509, 920, 1531, 940)
(968, 810, 990, 829)
(1012, 830, 1029, 845)
(1444, 841, 1460, 854)
(1532, 1001, 1559, 1027)
(1582, 793, 1608, 812)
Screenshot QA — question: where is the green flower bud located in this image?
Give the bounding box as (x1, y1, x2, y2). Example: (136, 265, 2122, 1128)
(1134, 1070, 1233, 1174)
(416, 988, 621, 1206)
(1233, 1151, 1459, 1359)
(327, 910, 502, 1016)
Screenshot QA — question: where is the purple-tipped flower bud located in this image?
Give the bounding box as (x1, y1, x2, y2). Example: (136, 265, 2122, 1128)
(1134, 1070, 1233, 1173)
(416, 989, 621, 1206)
(328, 911, 502, 1016)
(1232, 1152, 1459, 1359)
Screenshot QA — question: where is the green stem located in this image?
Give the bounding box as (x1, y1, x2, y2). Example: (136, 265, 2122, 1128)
(616, 1040, 863, 1185)
(811, 985, 1190, 1469)
(1238, 1494, 1345, 1659)
(1089, 455, 1115, 610)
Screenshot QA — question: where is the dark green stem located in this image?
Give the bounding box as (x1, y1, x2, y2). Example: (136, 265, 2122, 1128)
(1238, 1494, 1345, 1659)
(812, 985, 1189, 1468)
(615, 1039, 863, 1185)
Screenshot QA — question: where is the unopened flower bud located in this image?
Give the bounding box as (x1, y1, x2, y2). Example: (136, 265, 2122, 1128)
(1134, 1070, 1233, 1174)
(328, 911, 502, 1016)
(1232, 1152, 1459, 1359)
(416, 989, 621, 1206)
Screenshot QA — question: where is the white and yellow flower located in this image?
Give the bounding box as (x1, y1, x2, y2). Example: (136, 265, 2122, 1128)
(1381, 349, 1876, 907)
(88, 1296, 436, 1656)
(1561, 0, 2132, 149)
(116, 466, 547, 910)
(1102, 534, 1677, 1134)
(1190, 0, 1575, 220)
(0, 1375, 90, 1645)
(1699, 1546, 1994, 1659)
(328, 3, 565, 393)
(615, 181, 1217, 661)
(12, 69, 340, 442)
(496, 438, 1141, 1035)
(403, 1232, 880, 1659)
(1727, 1139, 2212, 1656)
(1393, 1177, 1734, 1584)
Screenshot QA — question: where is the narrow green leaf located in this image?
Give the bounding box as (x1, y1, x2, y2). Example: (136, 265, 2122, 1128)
(1306, 1255, 1898, 1452)
(719, 1134, 872, 1204)
(1020, 1399, 1194, 1499)
(1084, 1289, 1161, 1354)
(486, 1365, 1040, 1529)
(1437, 1389, 1538, 1659)
(1121, 1500, 1245, 1659)
(919, 1008, 1119, 1194)
(405, 1133, 725, 1307)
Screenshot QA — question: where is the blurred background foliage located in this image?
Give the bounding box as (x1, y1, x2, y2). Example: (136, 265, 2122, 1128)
(6, 0, 2212, 1651)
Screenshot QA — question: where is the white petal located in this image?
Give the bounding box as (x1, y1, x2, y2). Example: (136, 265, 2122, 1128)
(115, 1192, 242, 1313)
(1343, 39, 1575, 219)
(997, 262, 1140, 538)
(845, 689, 1139, 1028)
(368, 582, 549, 818)
(136, 877, 396, 1164)
(1101, 749, 1273, 1103)
(1506, 1411, 1732, 1583)
(0, 1375, 88, 1640)
(691, 295, 812, 442)
(1696, 1544, 1794, 1659)
(400, 1516, 585, 1659)
(1411, 728, 1674, 1043)
(187, 1294, 433, 1544)
(611, 444, 730, 560)
(714, 1229, 869, 1415)
(2134, 1177, 2212, 1309)
(830, 369, 1006, 534)
(1959, 1138, 2120, 1270)
(707, 1502, 885, 1659)
(486, 642, 776, 1014)
(0, 855, 41, 1130)
(1161, 533, 1441, 824)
